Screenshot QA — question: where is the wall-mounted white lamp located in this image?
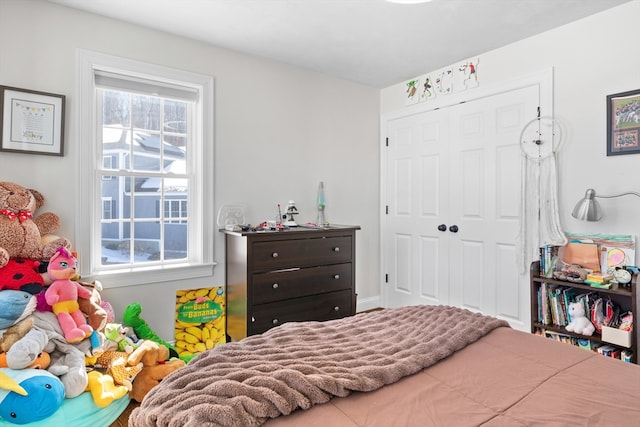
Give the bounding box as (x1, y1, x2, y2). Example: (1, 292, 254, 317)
(572, 188, 640, 221)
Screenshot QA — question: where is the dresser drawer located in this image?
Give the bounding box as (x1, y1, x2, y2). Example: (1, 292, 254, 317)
(250, 289, 353, 335)
(251, 236, 352, 271)
(252, 263, 352, 304)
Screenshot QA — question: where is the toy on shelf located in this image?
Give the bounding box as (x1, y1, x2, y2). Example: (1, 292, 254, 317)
(44, 248, 93, 344)
(565, 302, 596, 336)
(283, 200, 299, 227)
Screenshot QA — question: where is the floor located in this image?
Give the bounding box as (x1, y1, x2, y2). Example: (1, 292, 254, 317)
(109, 401, 139, 427)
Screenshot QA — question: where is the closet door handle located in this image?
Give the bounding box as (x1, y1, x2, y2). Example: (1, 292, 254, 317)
(437, 224, 447, 232)
(449, 225, 459, 233)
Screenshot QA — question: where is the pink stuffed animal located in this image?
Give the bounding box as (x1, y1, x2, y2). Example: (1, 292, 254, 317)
(44, 247, 93, 343)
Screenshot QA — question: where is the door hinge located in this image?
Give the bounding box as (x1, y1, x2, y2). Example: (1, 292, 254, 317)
(385, 205, 389, 215)
(385, 137, 389, 147)
(385, 274, 389, 283)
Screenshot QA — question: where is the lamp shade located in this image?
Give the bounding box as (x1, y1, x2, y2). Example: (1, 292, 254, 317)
(572, 189, 602, 221)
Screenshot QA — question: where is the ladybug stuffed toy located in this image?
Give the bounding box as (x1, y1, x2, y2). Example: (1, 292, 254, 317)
(0, 258, 46, 294)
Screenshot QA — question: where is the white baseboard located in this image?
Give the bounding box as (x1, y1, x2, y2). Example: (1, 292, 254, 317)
(356, 295, 383, 313)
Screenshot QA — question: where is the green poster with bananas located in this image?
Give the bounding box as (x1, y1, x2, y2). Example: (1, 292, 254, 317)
(175, 286, 226, 358)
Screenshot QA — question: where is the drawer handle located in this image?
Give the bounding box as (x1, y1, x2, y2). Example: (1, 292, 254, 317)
(334, 306, 340, 312)
(333, 274, 340, 280)
(272, 252, 279, 258)
(272, 319, 279, 325)
(333, 247, 340, 252)
(272, 283, 279, 289)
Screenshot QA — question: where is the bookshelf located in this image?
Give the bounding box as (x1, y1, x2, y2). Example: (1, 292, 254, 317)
(530, 261, 639, 364)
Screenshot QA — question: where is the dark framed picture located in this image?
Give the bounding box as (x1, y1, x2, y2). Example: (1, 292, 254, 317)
(0, 85, 65, 156)
(607, 88, 640, 156)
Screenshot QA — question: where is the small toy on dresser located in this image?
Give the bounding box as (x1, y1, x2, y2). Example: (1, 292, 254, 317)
(44, 247, 93, 343)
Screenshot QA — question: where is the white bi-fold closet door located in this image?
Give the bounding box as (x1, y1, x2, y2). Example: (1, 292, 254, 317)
(381, 70, 551, 330)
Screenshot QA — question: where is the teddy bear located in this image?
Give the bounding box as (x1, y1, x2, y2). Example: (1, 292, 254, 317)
(565, 302, 595, 336)
(128, 340, 185, 403)
(77, 280, 108, 332)
(0, 181, 71, 268)
(45, 247, 93, 343)
(0, 316, 34, 353)
(0, 315, 51, 370)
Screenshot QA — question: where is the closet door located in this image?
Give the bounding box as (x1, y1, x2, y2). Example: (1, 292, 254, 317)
(382, 83, 540, 329)
(447, 85, 538, 323)
(383, 109, 451, 308)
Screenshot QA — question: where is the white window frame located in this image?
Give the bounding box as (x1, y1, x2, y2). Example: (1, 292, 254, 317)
(76, 49, 215, 288)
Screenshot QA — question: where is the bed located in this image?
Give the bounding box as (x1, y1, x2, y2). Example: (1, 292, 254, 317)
(129, 305, 640, 427)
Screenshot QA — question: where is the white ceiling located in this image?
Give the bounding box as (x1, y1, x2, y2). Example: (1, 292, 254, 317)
(48, 0, 631, 88)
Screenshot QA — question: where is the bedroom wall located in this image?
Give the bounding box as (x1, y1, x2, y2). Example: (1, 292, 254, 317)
(381, 0, 640, 264)
(0, 0, 380, 342)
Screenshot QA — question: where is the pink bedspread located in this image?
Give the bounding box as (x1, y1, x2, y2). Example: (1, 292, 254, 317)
(129, 305, 508, 427)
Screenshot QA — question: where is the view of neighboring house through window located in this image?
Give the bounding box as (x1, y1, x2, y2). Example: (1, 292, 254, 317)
(77, 49, 214, 285)
(98, 86, 190, 265)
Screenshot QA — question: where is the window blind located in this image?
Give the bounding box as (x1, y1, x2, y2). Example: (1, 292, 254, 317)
(94, 70, 199, 102)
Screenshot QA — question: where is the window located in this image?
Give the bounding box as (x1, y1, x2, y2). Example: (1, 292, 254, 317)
(162, 199, 188, 224)
(77, 50, 215, 287)
(102, 155, 115, 180)
(102, 197, 115, 220)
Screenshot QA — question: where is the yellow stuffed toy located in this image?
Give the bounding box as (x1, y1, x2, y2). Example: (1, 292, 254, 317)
(86, 371, 129, 408)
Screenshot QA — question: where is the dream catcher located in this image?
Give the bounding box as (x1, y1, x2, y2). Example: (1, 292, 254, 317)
(517, 115, 568, 273)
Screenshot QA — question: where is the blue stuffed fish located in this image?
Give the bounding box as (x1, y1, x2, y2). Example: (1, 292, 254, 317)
(0, 291, 36, 330)
(0, 368, 64, 424)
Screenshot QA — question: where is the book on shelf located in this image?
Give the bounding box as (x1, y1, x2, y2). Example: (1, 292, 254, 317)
(534, 328, 634, 363)
(586, 272, 613, 283)
(539, 245, 560, 277)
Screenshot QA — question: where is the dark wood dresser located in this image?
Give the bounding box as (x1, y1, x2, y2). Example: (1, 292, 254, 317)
(224, 225, 360, 341)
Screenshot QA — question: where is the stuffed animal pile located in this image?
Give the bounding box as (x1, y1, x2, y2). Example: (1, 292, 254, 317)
(0, 181, 185, 424)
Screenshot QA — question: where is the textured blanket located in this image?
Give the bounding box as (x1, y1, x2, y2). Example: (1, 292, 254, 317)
(129, 305, 509, 427)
